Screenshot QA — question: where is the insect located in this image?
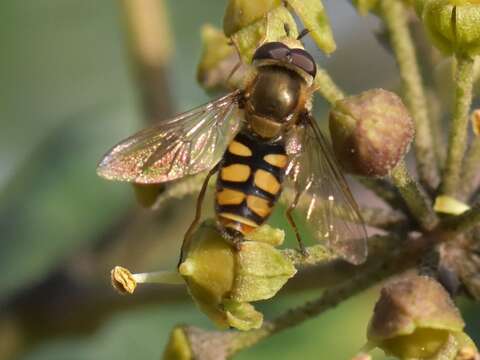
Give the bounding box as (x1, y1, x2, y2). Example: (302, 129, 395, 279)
(97, 35, 368, 265)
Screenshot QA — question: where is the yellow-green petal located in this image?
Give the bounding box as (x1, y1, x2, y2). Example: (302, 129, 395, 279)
(287, 0, 336, 54)
(244, 224, 285, 246)
(231, 6, 298, 63)
(224, 300, 263, 331)
(232, 241, 297, 302)
(223, 0, 282, 36)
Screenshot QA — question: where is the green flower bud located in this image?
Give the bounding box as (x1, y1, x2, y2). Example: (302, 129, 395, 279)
(417, 0, 480, 56)
(286, 0, 336, 54)
(329, 89, 415, 177)
(178, 222, 236, 328)
(230, 6, 298, 63)
(179, 221, 296, 330)
(367, 275, 473, 359)
(163, 327, 192, 360)
(223, 0, 282, 37)
(196, 24, 245, 92)
(225, 0, 336, 60)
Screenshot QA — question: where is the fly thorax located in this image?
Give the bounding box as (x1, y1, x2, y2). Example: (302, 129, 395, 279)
(245, 66, 305, 139)
(247, 65, 303, 121)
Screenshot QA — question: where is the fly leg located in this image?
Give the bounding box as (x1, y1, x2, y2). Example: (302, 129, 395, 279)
(178, 164, 219, 266)
(231, 235, 243, 251)
(286, 187, 308, 256)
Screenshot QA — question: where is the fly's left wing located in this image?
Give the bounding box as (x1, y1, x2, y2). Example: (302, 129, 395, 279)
(285, 113, 368, 265)
(97, 91, 242, 184)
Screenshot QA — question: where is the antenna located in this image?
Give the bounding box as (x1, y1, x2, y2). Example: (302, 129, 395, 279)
(297, 29, 310, 40)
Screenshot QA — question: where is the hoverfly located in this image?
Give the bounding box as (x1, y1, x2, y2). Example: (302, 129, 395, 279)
(97, 35, 368, 265)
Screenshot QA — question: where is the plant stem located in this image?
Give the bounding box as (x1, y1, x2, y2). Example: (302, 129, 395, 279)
(441, 55, 475, 196)
(460, 134, 480, 200)
(121, 0, 174, 120)
(281, 245, 336, 267)
(313, 64, 345, 104)
(426, 90, 447, 169)
(389, 161, 438, 231)
(357, 177, 410, 214)
(359, 207, 410, 231)
(442, 202, 480, 234)
(380, 0, 439, 191)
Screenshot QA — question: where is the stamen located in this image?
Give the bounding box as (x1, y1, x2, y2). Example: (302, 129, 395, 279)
(110, 265, 184, 294)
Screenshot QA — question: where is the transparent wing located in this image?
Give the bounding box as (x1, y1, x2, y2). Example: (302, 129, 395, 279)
(286, 114, 368, 265)
(97, 91, 243, 184)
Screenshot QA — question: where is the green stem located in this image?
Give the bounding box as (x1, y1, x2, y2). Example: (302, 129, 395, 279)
(442, 202, 480, 234)
(380, 0, 439, 191)
(359, 207, 410, 231)
(441, 55, 475, 196)
(281, 245, 336, 267)
(426, 90, 447, 169)
(357, 177, 410, 214)
(389, 161, 438, 231)
(313, 64, 345, 104)
(460, 136, 480, 200)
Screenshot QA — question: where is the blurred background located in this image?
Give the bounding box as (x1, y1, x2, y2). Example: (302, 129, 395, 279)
(0, 0, 478, 359)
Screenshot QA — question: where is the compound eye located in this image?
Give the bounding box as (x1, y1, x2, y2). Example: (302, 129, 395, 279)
(290, 48, 317, 77)
(252, 42, 290, 61)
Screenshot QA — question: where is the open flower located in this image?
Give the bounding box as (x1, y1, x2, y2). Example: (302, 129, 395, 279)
(111, 220, 296, 331)
(179, 220, 296, 330)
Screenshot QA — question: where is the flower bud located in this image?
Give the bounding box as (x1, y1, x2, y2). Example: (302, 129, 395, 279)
(223, 0, 281, 37)
(329, 89, 415, 177)
(179, 221, 296, 330)
(286, 0, 336, 54)
(416, 0, 480, 56)
(163, 326, 192, 360)
(230, 6, 298, 63)
(196, 25, 246, 92)
(367, 274, 477, 359)
(178, 222, 236, 328)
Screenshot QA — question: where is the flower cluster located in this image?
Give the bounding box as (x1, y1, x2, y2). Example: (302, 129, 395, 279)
(105, 0, 480, 359)
(111, 221, 296, 331)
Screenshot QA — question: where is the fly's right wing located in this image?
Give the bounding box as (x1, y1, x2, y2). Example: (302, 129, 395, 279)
(97, 91, 243, 184)
(285, 114, 368, 265)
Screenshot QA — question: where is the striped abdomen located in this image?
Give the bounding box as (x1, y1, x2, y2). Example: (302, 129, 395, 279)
(215, 131, 288, 236)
